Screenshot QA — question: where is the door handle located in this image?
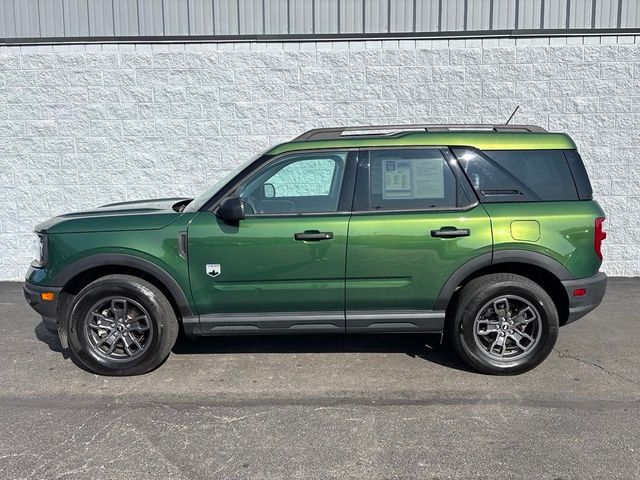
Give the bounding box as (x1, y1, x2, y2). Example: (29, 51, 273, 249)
(431, 227, 470, 238)
(294, 231, 334, 241)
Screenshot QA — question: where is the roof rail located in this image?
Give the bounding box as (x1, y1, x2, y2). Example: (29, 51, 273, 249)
(293, 124, 548, 141)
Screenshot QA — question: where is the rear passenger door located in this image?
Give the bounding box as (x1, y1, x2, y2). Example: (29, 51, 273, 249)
(345, 148, 493, 333)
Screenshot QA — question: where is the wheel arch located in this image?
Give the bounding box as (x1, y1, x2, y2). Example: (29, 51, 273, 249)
(55, 254, 195, 321)
(436, 251, 571, 325)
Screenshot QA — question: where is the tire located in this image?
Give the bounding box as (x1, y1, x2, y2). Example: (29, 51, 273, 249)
(449, 273, 559, 375)
(64, 274, 179, 376)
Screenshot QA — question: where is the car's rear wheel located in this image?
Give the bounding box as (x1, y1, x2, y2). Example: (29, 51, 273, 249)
(449, 273, 559, 375)
(64, 274, 179, 376)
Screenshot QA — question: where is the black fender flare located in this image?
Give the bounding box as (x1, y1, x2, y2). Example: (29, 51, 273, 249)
(54, 253, 194, 318)
(434, 250, 572, 311)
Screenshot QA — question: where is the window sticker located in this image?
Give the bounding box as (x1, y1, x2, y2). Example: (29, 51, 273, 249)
(383, 160, 412, 198)
(382, 157, 444, 199)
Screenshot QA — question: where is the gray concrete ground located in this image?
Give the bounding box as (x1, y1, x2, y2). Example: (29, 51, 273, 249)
(0, 279, 638, 480)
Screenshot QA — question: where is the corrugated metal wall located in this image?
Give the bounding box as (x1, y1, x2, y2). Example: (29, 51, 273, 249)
(1, 0, 639, 39)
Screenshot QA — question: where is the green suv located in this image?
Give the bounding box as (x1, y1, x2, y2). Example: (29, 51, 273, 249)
(24, 124, 607, 376)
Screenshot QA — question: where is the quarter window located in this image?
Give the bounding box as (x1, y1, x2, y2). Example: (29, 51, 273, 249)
(454, 149, 579, 202)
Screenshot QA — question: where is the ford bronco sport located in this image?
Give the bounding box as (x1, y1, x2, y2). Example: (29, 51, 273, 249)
(24, 124, 607, 376)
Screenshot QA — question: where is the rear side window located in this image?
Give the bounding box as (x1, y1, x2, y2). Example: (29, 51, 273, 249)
(357, 148, 473, 211)
(453, 148, 579, 202)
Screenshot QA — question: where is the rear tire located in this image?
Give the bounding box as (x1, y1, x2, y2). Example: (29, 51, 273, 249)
(64, 274, 179, 376)
(449, 273, 559, 375)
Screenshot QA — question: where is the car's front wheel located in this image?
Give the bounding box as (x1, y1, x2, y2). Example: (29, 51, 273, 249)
(449, 273, 559, 375)
(64, 274, 179, 376)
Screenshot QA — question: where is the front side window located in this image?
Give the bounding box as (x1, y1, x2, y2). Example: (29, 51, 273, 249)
(238, 152, 347, 214)
(361, 148, 465, 211)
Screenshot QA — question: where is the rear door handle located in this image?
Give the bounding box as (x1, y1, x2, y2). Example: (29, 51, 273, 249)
(294, 231, 334, 241)
(431, 227, 470, 238)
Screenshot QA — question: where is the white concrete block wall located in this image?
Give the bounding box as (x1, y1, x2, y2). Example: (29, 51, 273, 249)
(1, 35, 639, 280)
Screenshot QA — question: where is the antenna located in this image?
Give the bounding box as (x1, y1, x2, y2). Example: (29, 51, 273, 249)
(505, 105, 520, 125)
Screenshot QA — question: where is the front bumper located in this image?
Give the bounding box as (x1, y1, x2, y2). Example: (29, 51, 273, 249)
(23, 282, 63, 333)
(561, 272, 607, 325)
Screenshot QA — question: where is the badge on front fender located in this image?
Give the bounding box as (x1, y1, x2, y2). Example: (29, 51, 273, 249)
(206, 264, 221, 278)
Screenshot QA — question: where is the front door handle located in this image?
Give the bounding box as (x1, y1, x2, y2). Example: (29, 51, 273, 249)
(431, 227, 470, 238)
(294, 231, 334, 241)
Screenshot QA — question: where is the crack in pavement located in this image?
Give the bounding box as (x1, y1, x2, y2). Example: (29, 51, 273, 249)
(555, 348, 640, 387)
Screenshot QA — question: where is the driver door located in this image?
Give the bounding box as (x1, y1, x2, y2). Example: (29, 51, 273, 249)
(187, 150, 356, 334)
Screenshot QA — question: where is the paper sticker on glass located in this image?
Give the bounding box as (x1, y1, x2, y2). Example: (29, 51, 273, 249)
(382, 155, 444, 200)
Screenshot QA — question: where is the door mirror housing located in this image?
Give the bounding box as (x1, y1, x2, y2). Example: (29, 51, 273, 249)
(217, 196, 245, 223)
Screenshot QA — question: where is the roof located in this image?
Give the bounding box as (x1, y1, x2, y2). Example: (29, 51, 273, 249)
(267, 127, 577, 156)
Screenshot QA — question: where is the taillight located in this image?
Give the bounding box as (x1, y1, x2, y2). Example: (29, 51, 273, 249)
(594, 217, 606, 260)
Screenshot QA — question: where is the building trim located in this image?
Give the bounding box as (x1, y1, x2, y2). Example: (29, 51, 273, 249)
(1, 27, 639, 47)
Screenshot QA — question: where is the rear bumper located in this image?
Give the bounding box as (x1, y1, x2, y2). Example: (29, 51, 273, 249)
(561, 272, 607, 325)
(23, 282, 62, 333)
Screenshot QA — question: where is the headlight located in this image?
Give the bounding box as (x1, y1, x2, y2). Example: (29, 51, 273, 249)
(32, 233, 47, 267)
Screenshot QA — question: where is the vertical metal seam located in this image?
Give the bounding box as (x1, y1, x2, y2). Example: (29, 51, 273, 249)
(136, 0, 141, 35)
(437, 0, 442, 32)
(61, 0, 66, 36)
(211, 0, 215, 34)
(514, 0, 519, 29)
(236, 0, 240, 34)
(590, 0, 596, 28)
(412, 0, 416, 32)
(37, 0, 42, 36)
(111, 0, 116, 36)
(616, 0, 623, 28)
(85, 0, 90, 36)
(566, 0, 571, 29)
(362, 0, 365, 33)
(463, 0, 468, 31)
(161, 0, 166, 35)
(261, 0, 265, 34)
(312, 0, 315, 34)
(387, 0, 391, 33)
(540, 0, 545, 29)
(12, 0, 18, 37)
(489, 0, 494, 30)
(186, 0, 190, 35)
(337, 0, 341, 33)
(286, 0, 290, 34)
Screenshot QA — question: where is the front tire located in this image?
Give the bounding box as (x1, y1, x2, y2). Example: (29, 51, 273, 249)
(64, 274, 179, 376)
(450, 273, 559, 375)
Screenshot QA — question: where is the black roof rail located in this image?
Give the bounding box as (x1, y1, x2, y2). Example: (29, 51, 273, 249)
(293, 124, 548, 141)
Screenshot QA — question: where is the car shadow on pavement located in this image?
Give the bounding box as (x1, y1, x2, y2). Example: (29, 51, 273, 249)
(172, 333, 475, 373)
(35, 321, 63, 354)
(33, 321, 475, 373)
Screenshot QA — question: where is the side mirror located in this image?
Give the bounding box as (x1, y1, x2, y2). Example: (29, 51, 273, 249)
(263, 183, 276, 198)
(217, 196, 245, 223)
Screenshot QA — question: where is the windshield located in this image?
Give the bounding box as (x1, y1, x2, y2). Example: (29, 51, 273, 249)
(184, 152, 266, 212)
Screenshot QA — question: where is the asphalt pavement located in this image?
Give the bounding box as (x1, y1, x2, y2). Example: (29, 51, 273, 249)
(0, 278, 638, 479)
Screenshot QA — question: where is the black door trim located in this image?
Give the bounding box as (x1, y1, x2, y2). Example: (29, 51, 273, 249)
(346, 310, 445, 333)
(196, 311, 346, 335)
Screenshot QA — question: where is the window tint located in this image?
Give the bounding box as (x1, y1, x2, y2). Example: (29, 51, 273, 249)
(453, 149, 579, 202)
(365, 149, 460, 210)
(564, 150, 593, 200)
(238, 152, 346, 214)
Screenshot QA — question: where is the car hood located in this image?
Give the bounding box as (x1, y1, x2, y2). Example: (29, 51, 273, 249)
(35, 197, 193, 234)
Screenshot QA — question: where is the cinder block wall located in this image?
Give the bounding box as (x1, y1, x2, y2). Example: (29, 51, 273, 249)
(1, 35, 638, 280)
